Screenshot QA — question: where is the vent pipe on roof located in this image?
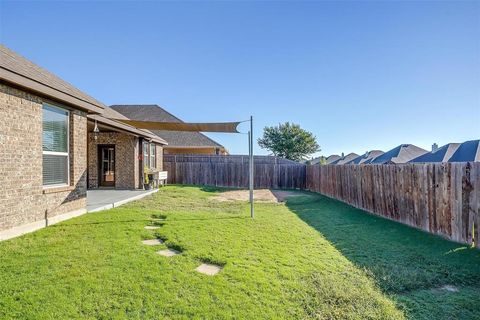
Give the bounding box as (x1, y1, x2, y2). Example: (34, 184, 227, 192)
(432, 143, 439, 152)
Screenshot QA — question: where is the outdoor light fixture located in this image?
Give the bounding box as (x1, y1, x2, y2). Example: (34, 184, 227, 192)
(93, 119, 99, 140)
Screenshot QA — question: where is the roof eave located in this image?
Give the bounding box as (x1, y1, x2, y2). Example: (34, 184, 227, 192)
(0, 67, 104, 114)
(164, 145, 225, 149)
(88, 114, 168, 145)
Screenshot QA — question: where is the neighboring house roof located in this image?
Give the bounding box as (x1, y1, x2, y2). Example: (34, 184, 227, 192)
(409, 143, 461, 163)
(347, 150, 384, 164)
(370, 144, 428, 164)
(89, 107, 167, 145)
(110, 105, 225, 149)
(325, 155, 341, 164)
(307, 156, 326, 165)
(330, 153, 360, 165)
(448, 140, 480, 162)
(0, 44, 104, 113)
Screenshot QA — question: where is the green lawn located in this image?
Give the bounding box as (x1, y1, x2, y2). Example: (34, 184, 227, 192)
(0, 186, 478, 319)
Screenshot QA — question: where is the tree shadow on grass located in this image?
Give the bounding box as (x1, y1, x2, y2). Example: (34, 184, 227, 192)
(285, 193, 480, 295)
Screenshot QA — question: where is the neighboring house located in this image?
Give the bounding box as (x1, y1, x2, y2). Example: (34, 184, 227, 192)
(308, 156, 326, 165)
(325, 155, 341, 164)
(347, 150, 384, 164)
(0, 44, 104, 239)
(110, 105, 228, 155)
(409, 143, 461, 163)
(369, 144, 428, 164)
(87, 107, 167, 189)
(448, 140, 480, 162)
(330, 153, 360, 165)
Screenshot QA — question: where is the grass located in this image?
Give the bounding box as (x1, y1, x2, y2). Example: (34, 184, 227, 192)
(0, 186, 478, 319)
(286, 192, 480, 320)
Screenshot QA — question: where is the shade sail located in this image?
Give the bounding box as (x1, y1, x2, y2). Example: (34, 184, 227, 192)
(111, 119, 241, 133)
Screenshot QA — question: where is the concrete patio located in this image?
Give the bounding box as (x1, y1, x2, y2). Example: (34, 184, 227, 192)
(87, 189, 159, 212)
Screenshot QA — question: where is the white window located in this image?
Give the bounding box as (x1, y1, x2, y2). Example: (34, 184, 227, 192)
(42, 104, 69, 186)
(150, 144, 156, 168)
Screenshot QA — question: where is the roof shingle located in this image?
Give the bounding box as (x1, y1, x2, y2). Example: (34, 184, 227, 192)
(110, 105, 225, 148)
(409, 143, 460, 163)
(448, 140, 480, 162)
(330, 153, 360, 165)
(0, 45, 105, 112)
(89, 106, 167, 145)
(370, 144, 427, 164)
(347, 150, 384, 164)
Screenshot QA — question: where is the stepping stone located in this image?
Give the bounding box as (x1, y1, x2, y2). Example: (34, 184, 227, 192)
(441, 285, 459, 292)
(157, 249, 180, 257)
(142, 239, 164, 246)
(195, 263, 222, 276)
(144, 226, 160, 230)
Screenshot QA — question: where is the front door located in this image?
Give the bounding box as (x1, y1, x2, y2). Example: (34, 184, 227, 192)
(98, 145, 115, 187)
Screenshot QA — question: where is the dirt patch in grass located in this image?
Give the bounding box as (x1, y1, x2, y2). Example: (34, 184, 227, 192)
(211, 189, 302, 203)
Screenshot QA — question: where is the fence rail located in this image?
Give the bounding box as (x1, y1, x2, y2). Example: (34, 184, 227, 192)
(163, 155, 306, 190)
(306, 163, 480, 248)
(163, 155, 479, 247)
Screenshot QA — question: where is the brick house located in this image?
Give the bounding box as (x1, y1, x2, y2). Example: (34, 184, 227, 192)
(110, 105, 228, 155)
(0, 45, 166, 240)
(0, 45, 104, 240)
(87, 106, 166, 189)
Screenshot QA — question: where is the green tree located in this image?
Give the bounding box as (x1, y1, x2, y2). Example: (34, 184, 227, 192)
(257, 122, 320, 161)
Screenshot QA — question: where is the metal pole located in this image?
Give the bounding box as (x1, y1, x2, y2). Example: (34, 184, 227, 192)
(249, 116, 254, 218)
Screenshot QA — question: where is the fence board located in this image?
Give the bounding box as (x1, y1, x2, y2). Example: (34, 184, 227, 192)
(306, 163, 480, 246)
(164, 154, 306, 190)
(164, 156, 479, 246)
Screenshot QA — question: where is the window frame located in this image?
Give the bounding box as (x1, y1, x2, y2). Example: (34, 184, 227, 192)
(42, 103, 70, 188)
(150, 144, 156, 169)
(143, 141, 150, 169)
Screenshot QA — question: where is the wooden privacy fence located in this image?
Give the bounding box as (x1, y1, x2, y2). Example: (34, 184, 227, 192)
(306, 163, 480, 248)
(164, 154, 306, 189)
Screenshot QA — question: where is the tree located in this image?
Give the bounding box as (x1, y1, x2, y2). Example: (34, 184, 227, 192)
(257, 122, 320, 161)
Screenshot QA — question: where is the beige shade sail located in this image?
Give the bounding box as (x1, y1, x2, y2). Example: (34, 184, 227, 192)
(111, 119, 241, 133)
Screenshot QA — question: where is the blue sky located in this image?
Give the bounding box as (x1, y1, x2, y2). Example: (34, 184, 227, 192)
(1, 1, 479, 157)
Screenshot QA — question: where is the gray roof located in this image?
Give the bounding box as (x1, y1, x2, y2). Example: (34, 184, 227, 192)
(110, 105, 225, 148)
(370, 144, 428, 164)
(347, 150, 384, 164)
(89, 107, 167, 145)
(325, 155, 341, 164)
(331, 153, 360, 165)
(0, 45, 105, 113)
(309, 156, 326, 165)
(409, 143, 461, 163)
(448, 140, 480, 162)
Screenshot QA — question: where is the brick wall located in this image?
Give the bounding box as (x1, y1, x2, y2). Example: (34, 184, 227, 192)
(0, 83, 87, 232)
(155, 145, 163, 171)
(133, 138, 140, 188)
(87, 132, 140, 189)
